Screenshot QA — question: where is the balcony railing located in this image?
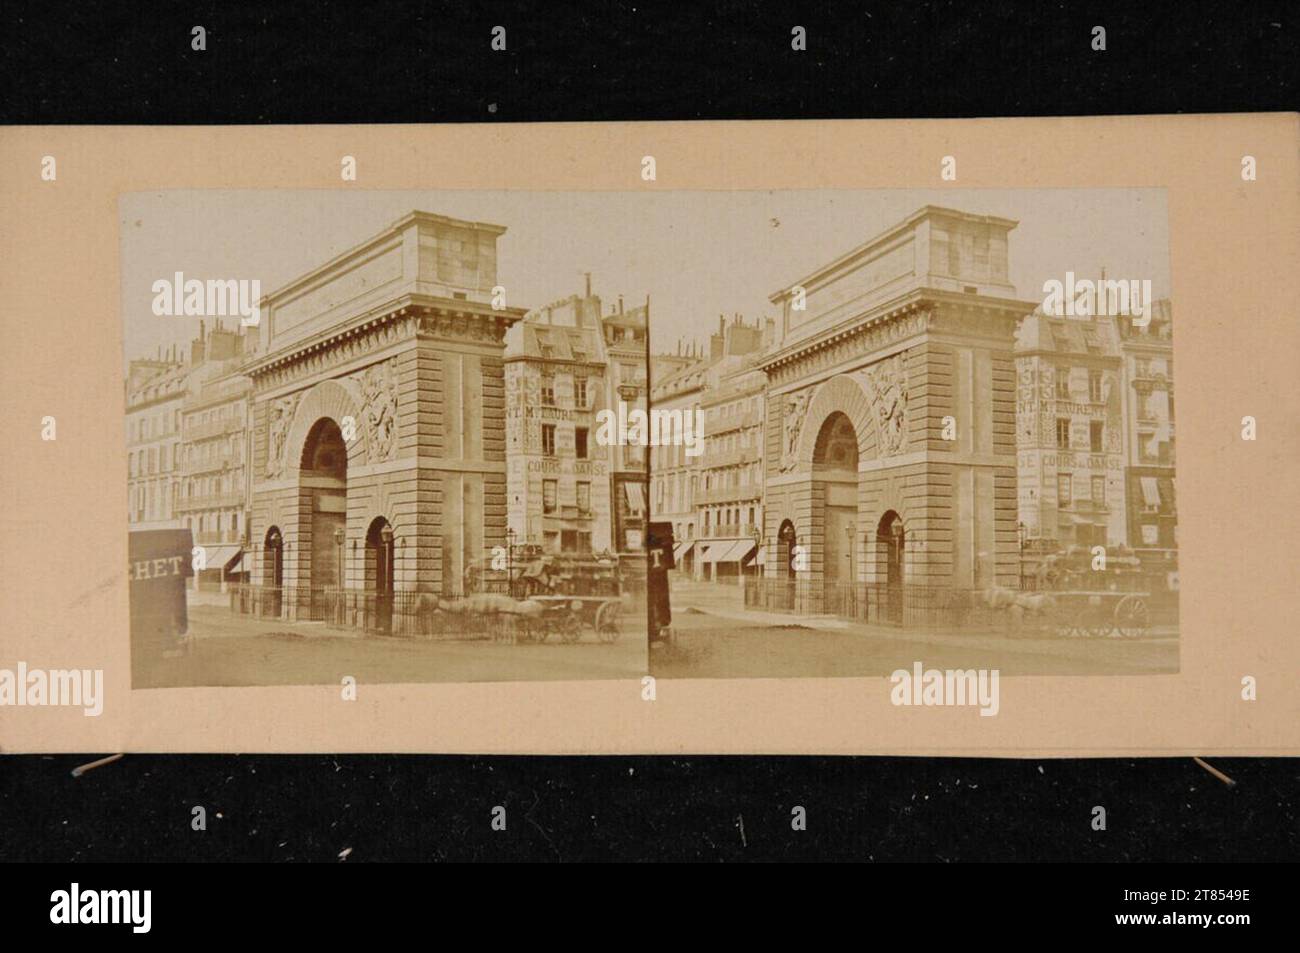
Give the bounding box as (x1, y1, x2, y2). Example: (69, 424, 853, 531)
(177, 492, 245, 511)
(185, 417, 244, 440)
(703, 446, 760, 468)
(183, 454, 239, 475)
(194, 530, 243, 545)
(697, 485, 763, 506)
(703, 523, 761, 539)
(703, 409, 763, 432)
(1062, 499, 1110, 514)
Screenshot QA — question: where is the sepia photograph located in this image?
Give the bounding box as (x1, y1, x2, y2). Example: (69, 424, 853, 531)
(644, 191, 1178, 680)
(122, 191, 663, 688)
(3, 0, 1297, 887)
(124, 188, 1178, 687)
(0, 114, 1284, 761)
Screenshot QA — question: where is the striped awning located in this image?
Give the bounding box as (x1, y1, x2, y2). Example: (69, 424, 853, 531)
(698, 539, 757, 563)
(198, 544, 242, 573)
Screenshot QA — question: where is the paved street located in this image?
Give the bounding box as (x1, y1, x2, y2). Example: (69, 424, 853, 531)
(652, 578, 1180, 679)
(135, 602, 647, 689)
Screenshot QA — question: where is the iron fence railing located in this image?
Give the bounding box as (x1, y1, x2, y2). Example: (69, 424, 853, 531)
(743, 578, 1179, 630)
(229, 585, 514, 640)
(744, 578, 1002, 628)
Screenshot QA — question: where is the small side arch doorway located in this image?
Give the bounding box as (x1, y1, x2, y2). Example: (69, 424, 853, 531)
(366, 517, 395, 633)
(877, 510, 905, 623)
(263, 526, 284, 618)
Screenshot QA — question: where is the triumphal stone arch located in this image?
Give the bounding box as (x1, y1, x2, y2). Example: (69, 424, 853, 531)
(244, 211, 525, 609)
(760, 206, 1038, 593)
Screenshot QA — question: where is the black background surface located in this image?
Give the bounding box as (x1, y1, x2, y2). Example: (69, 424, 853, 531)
(2, 0, 1297, 862)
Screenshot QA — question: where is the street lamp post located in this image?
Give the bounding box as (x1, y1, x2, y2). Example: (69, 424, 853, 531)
(1017, 522, 1027, 590)
(334, 526, 345, 589)
(333, 526, 346, 623)
(378, 526, 395, 633)
(506, 527, 516, 597)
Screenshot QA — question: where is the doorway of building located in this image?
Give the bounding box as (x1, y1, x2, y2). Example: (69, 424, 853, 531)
(366, 517, 395, 633)
(263, 526, 283, 618)
(812, 411, 860, 615)
(298, 417, 348, 621)
(877, 510, 905, 624)
(777, 519, 798, 610)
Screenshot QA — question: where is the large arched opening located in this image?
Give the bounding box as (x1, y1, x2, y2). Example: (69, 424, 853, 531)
(299, 418, 348, 600)
(811, 411, 861, 592)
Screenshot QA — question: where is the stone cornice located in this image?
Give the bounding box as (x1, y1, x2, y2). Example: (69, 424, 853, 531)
(243, 294, 525, 389)
(759, 289, 1038, 384)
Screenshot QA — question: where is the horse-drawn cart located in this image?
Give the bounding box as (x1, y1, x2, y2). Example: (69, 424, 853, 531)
(1042, 589, 1151, 638)
(519, 594, 624, 644)
(484, 553, 628, 645)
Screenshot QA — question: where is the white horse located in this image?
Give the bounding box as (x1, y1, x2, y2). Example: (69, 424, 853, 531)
(981, 587, 1056, 631)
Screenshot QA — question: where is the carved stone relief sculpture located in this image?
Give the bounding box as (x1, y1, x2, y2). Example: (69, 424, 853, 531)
(863, 351, 909, 457)
(779, 389, 811, 472)
(356, 360, 399, 464)
(264, 393, 301, 478)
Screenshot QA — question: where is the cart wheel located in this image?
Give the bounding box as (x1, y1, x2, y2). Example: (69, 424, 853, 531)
(527, 619, 547, 644)
(559, 610, 582, 643)
(595, 601, 622, 643)
(1114, 595, 1149, 638)
(492, 619, 514, 645)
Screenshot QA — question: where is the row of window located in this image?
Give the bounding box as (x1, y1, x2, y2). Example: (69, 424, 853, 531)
(129, 479, 179, 522)
(701, 506, 759, 534)
(1056, 368, 1107, 402)
(652, 472, 699, 514)
(540, 424, 588, 458)
(541, 479, 592, 515)
(705, 428, 758, 456)
(1056, 419, 1106, 452)
(184, 511, 242, 539)
(128, 443, 177, 477)
(542, 529, 593, 554)
(1057, 474, 1106, 508)
(540, 375, 591, 409)
(1055, 474, 1178, 515)
(703, 462, 762, 491)
(706, 395, 761, 423)
(651, 436, 701, 470)
(128, 409, 182, 443)
(129, 438, 246, 477)
(182, 473, 239, 500)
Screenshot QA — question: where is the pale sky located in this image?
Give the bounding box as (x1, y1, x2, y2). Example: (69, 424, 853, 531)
(120, 188, 1169, 365)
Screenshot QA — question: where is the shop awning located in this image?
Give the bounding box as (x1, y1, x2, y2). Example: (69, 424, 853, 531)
(1140, 477, 1161, 506)
(698, 539, 757, 563)
(199, 544, 241, 573)
(673, 541, 695, 562)
(223, 549, 244, 574)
